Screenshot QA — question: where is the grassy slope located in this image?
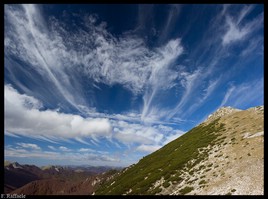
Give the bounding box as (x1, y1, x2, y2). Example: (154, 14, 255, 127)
(96, 118, 226, 195)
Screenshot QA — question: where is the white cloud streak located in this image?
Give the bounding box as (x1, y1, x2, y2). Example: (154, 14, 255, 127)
(4, 84, 112, 140)
(158, 4, 181, 43)
(17, 143, 41, 150)
(4, 4, 225, 127)
(222, 5, 263, 46)
(4, 4, 187, 127)
(5, 84, 185, 150)
(5, 131, 21, 138)
(182, 78, 220, 118)
(48, 145, 56, 150)
(165, 4, 263, 121)
(219, 85, 235, 107)
(79, 148, 95, 152)
(113, 120, 184, 149)
(212, 78, 263, 112)
(222, 16, 250, 45)
(113, 121, 162, 145)
(226, 78, 263, 108)
(141, 39, 183, 121)
(5, 146, 121, 166)
(59, 146, 71, 152)
(135, 127, 183, 153)
(198, 77, 263, 125)
(240, 36, 263, 57)
(5, 4, 183, 102)
(162, 130, 183, 145)
(4, 4, 263, 162)
(136, 144, 161, 153)
(166, 68, 202, 119)
(5, 4, 82, 111)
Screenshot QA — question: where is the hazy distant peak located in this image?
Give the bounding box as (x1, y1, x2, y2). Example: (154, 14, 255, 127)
(11, 162, 23, 169)
(41, 165, 64, 171)
(41, 165, 54, 170)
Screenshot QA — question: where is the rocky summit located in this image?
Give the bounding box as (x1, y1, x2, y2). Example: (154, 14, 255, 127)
(206, 106, 241, 122)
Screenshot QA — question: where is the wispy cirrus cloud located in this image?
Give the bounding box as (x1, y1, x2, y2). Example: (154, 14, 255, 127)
(136, 144, 161, 153)
(4, 4, 263, 167)
(132, 125, 183, 153)
(113, 121, 184, 144)
(5, 83, 184, 152)
(163, 4, 263, 122)
(4, 4, 215, 127)
(222, 16, 249, 45)
(48, 145, 56, 150)
(113, 120, 184, 153)
(141, 39, 183, 122)
(135, 4, 155, 34)
(222, 5, 263, 46)
(78, 148, 95, 152)
(113, 121, 163, 145)
(5, 4, 183, 109)
(219, 84, 236, 108)
(59, 146, 71, 152)
(198, 77, 263, 125)
(4, 4, 188, 154)
(166, 68, 203, 119)
(5, 147, 58, 159)
(17, 143, 41, 150)
(4, 4, 192, 132)
(220, 78, 263, 109)
(4, 4, 263, 125)
(158, 4, 181, 44)
(182, 78, 220, 118)
(240, 36, 263, 57)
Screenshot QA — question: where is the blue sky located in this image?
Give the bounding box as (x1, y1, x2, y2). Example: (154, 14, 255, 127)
(4, 4, 263, 167)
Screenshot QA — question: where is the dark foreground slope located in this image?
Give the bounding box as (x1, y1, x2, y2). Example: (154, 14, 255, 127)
(5, 162, 119, 194)
(96, 106, 264, 195)
(10, 169, 118, 195)
(4, 163, 42, 193)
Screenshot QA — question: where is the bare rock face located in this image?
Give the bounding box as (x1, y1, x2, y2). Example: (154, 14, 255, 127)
(206, 106, 241, 121)
(247, 105, 264, 114)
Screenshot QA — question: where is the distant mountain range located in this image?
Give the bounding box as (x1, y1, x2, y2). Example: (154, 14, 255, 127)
(4, 161, 121, 194)
(5, 105, 264, 195)
(95, 105, 264, 195)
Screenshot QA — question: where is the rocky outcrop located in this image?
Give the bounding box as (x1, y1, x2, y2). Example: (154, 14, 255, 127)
(206, 106, 241, 121)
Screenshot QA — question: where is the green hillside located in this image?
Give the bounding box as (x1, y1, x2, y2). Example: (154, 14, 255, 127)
(96, 118, 226, 195)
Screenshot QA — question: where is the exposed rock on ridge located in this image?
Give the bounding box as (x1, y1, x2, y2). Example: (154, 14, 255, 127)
(206, 106, 241, 121)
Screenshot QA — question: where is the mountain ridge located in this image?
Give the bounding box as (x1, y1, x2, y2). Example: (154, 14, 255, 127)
(5, 105, 264, 195)
(4, 162, 120, 194)
(95, 105, 264, 195)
